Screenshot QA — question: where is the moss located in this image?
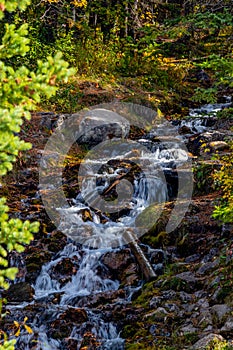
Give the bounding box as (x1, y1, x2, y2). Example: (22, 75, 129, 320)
(125, 343, 155, 350)
(122, 323, 143, 338)
(132, 281, 160, 308)
(161, 276, 187, 291)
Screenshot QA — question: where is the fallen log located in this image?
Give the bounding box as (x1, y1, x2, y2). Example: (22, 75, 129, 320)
(123, 229, 157, 282)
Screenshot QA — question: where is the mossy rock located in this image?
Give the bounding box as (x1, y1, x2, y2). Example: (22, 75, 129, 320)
(132, 281, 160, 308)
(137, 203, 173, 248)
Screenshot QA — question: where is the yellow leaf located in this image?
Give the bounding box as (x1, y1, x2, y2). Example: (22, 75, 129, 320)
(14, 321, 20, 327)
(15, 328, 21, 337)
(24, 324, 33, 334)
(23, 316, 28, 323)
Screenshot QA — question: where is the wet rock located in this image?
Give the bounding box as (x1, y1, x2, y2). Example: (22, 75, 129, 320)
(186, 131, 228, 156)
(120, 262, 140, 286)
(5, 282, 34, 302)
(60, 308, 88, 323)
(51, 257, 79, 286)
(101, 249, 133, 272)
(49, 319, 72, 339)
(179, 125, 193, 134)
(190, 333, 224, 350)
(48, 308, 87, 340)
(72, 289, 126, 308)
(25, 247, 52, 283)
(101, 249, 139, 285)
(61, 338, 79, 350)
(150, 249, 166, 265)
(46, 230, 68, 252)
(153, 263, 164, 275)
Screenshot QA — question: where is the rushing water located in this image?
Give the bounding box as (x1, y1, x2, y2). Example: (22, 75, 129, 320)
(7, 98, 232, 349)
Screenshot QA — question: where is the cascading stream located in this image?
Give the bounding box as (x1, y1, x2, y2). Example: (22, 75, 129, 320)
(7, 97, 232, 349)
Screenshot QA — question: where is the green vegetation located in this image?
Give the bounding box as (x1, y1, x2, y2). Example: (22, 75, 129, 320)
(0, 0, 73, 348)
(0, 0, 229, 114)
(213, 143, 233, 223)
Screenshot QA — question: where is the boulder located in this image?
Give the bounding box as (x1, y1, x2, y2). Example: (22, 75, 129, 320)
(209, 141, 230, 152)
(211, 304, 231, 324)
(101, 249, 133, 274)
(191, 333, 224, 350)
(75, 108, 130, 147)
(5, 282, 34, 302)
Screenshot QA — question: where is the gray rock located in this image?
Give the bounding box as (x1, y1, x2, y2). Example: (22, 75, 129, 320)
(179, 291, 193, 303)
(221, 317, 233, 334)
(194, 290, 208, 299)
(196, 298, 209, 309)
(190, 333, 224, 350)
(211, 304, 231, 324)
(197, 309, 213, 328)
(76, 108, 130, 146)
(176, 272, 197, 283)
(164, 303, 180, 313)
(197, 259, 219, 275)
(175, 272, 202, 292)
(182, 304, 196, 313)
(180, 324, 198, 334)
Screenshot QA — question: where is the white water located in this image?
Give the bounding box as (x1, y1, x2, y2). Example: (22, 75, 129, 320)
(179, 96, 232, 133)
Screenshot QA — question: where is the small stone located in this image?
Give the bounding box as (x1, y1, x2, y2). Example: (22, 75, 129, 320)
(197, 309, 213, 328)
(179, 291, 193, 303)
(185, 254, 201, 263)
(197, 259, 219, 275)
(145, 307, 168, 320)
(196, 298, 209, 309)
(180, 324, 198, 334)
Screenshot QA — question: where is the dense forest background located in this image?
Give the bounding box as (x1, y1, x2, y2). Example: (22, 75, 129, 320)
(1, 0, 233, 113)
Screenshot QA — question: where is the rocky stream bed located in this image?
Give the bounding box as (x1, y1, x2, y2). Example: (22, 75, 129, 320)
(0, 98, 233, 350)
